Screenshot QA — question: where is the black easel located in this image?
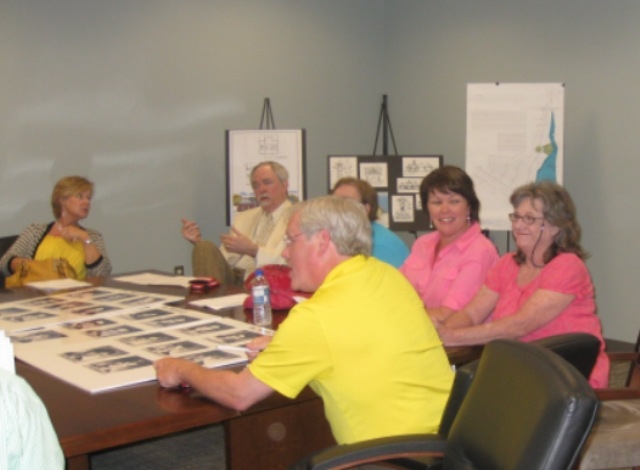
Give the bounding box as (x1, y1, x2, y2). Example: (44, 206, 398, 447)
(259, 98, 276, 129)
(372, 94, 399, 155)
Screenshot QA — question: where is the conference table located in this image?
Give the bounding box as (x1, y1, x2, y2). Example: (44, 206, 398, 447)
(5, 273, 483, 470)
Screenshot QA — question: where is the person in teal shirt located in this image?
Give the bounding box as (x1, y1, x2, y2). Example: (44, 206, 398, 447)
(332, 177, 409, 268)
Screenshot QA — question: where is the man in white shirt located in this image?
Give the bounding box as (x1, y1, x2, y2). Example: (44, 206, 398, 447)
(0, 368, 64, 469)
(181, 161, 292, 284)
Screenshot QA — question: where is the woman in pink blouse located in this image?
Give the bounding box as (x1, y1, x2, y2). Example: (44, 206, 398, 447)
(400, 166, 498, 321)
(437, 181, 609, 388)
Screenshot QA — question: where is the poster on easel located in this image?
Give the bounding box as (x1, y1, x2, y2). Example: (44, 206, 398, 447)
(465, 82, 564, 231)
(327, 155, 442, 232)
(226, 129, 306, 225)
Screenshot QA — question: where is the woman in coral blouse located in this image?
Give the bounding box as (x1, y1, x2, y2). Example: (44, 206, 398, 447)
(436, 181, 609, 388)
(400, 165, 498, 321)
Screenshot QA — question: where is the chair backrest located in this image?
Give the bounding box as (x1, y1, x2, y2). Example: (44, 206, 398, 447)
(531, 333, 600, 380)
(444, 340, 599, 470)
(0, 235, 18, 289)
(438, 333, 599, 440)
(629, 329, 640, 388)
(438, 360, 480, 438)
(0, 235, 18, 259)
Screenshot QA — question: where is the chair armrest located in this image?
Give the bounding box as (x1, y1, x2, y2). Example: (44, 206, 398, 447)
(606, 351, 640, 389)
(596, 388, 640, 400)
(309, 434, 446, 470)
(607, 351, 639, 362)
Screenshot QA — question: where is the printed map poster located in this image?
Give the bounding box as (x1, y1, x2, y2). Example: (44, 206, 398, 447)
(466, 83, 564, 230)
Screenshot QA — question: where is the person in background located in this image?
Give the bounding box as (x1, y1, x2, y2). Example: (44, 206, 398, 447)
(181, 161, 291, 285)
(331, 177, 409, 268)
(0, 368, 65, 469)
(0, 175, 111, 280)
(436, 181, 609, 388)
(400, 165, 498, 321)
(156, 196, 453, 446)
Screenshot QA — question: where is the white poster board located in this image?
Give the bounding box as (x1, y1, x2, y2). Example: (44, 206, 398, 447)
(226, 129, 306, 225)
(465, 83, 564, 230)
(6, 287, 268, 393)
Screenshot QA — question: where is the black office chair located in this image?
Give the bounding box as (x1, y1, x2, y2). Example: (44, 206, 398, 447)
(0, 235, 18, 289)
(0, 235, 18, 258)
(388, 332, 601, 470)
(531, 332, 600, 381)
(293, 339, 599, 470)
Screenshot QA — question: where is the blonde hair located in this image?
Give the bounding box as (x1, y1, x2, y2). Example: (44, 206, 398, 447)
(51, 176, 94, 219)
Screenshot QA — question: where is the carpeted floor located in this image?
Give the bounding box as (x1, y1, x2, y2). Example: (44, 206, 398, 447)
(90, 424, 225, 470)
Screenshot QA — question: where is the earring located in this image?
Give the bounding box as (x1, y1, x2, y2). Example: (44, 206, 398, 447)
(466, 215, 471, 226)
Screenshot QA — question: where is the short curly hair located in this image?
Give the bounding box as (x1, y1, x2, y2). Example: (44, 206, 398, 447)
(510, 181, 587, 264)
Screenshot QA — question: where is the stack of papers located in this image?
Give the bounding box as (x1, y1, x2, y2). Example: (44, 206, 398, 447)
(26, 278, 92, 293)
(113, 273, 196, 288)
(189, 294, 248, 310)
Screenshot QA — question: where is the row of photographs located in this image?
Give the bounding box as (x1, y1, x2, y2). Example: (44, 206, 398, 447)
(0, 287, 182, 333)
(328, 155, 441, 225)
(7, 287, 267, 394)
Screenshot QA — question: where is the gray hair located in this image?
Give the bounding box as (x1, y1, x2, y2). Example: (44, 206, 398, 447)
(510, 181, 587, 263)
(251, 161, 289, 184)
(294, 196, 372, 256)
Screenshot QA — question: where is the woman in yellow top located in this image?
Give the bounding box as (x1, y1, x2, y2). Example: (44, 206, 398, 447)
(0, 176, 111, 280)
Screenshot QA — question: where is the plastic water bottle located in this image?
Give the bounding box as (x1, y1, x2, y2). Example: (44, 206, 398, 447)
(251, 269, 272, 329)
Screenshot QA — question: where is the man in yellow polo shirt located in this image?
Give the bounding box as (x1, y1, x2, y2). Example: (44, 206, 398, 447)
(155, 196, 453, 445)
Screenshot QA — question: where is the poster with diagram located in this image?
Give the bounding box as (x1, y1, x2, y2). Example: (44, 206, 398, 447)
(327, 155, 442, 232)
(6, 287, 268, 393)
(466, 82, 564, 230)
(226, 129, 306, 225)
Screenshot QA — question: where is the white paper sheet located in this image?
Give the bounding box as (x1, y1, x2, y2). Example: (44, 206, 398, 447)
(26, 278, 92, 292)
(113, 273, 196, 288)
(189, 294, 248, 310)
(12, 297, 265, 393)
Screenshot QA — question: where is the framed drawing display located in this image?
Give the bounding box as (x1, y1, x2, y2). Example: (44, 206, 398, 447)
(226, 129, 306, 225)
(327, 154, 443, 232)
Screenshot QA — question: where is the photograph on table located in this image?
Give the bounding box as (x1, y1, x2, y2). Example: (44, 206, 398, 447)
(0, 287, 182, 334)
(13, 310, 262, 393)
